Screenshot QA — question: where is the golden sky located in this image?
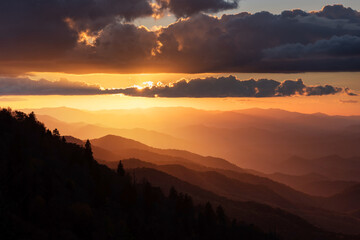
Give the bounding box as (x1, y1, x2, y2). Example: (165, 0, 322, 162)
(0, 71, 354, 115)
(28, 72, 360, 90)
(1, 3, 360, 115)
(0, 93, 357, 116)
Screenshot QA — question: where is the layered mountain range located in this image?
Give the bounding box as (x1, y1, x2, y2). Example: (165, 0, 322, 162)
(15, 106, 360, 239)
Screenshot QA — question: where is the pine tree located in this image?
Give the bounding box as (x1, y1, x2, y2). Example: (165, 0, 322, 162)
(216, 205, 226, 225)
(84, 139, 93, 160)
(53, 128, 60, 138)
(205, 202, 215, 226)
(169, 186, 178, 200)
(117, 160, 125, 176)
(28, 112, 36, 122)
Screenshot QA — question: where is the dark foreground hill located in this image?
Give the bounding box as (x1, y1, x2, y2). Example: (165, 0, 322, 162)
(0, 109, 278, 240)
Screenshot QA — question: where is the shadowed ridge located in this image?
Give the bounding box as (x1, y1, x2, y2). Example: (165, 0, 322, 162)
(323, 184, 360, 212)
(0, 108, 281, 240)
(128, 166, 360, 240)
(90, 134, 247, 172)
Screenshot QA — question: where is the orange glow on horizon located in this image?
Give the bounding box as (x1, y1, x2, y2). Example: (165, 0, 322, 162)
(26, 72, 360, 91)
(5, 71, 358, 116)
(0, 94, 359, 116)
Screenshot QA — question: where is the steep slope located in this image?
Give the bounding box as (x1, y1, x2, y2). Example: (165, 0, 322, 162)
(0, 109, 278, 240)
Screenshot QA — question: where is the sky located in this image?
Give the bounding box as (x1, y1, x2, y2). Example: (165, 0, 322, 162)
(135, 0, 360, 29)
(0, 0, 359, 115)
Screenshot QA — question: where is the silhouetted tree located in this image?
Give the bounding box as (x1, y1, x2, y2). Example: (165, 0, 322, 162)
(52, 128, 60, 138)
(15, 111, 26, 120)
(84, 139, 93, 160)
(216, 205, 226, 225)
(28, 112, 36, 122)
(85, 139, 92, 152)
(117, 160, 125, 176)
(169, 186, 178, 201)
(205, 202, 216, 226)
(46, 129, 52, 137)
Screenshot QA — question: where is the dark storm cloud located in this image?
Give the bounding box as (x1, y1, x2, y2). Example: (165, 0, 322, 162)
(156, 0, 239, 18)
(264, 35, 360, 59)
(314, 4, 360, 20)
(0, 0, 154, 62)
(275, 79, 351, 96)
(1, 4, 360, 74)
(154, 4, 360, 73)
(70, 23, 158, 69)
(116, 76, 353, 98)
(0, 0, 235, 64)
(1, 76, 355, 97)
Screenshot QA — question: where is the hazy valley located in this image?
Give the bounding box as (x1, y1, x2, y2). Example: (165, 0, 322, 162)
(8, 106, 359, 239)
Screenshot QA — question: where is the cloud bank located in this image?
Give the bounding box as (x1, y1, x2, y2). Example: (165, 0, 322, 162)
(0, 76, 355, 98)
(264, 35, 360, 59)
(117, 76, 352, 97)
(154, 5, 360, 73)
(0, 0, 237, 67)
(1, 4, 360, 74)
(0, 3, 360, 74)
(0, 78, 104, 95)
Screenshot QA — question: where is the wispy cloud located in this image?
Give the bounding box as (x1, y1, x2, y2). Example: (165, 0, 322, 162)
(0, 97, 26, 101)
(340, 99, 359, 104)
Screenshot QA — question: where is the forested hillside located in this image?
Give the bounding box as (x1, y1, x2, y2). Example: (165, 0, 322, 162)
(0, 109, 278, 240)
